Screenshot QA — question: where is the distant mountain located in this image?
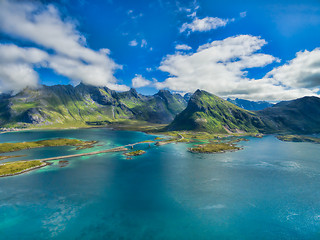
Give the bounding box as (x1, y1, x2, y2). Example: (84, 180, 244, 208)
(183, 93, 192, 102)
(0, 84, 187, 127)
(258, 96, 320, 134)
(167, 90, 266, 133)
(127, 89, 187, 123)
(227, 98, 273, 111)
(2, 85, 320, 134)
(168, 90, 320, 134)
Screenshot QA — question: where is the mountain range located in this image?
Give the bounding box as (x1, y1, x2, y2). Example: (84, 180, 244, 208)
(169, 90, 320, 134)
(0, 84, 319, 134)
(0, 84, 187, 128)
(227, 98, 273, 111)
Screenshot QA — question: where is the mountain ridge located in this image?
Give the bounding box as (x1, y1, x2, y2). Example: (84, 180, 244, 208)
(1, 85, 319, 134)
(168, 90, 320, 134)
(167, 90, 266, 133)
(227, 98, 273, 111)
(0, 84, 187, 127)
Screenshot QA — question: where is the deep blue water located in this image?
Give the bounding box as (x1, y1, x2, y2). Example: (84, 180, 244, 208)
(1, 129, 320, 239)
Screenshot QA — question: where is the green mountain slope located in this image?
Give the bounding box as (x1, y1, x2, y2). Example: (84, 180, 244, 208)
(257, 96, 320, 134)
(2, 85, 320, 134)
(167, 90, 266, 133)
(129, 90, 187, 123)
(0, 84, 187, 128)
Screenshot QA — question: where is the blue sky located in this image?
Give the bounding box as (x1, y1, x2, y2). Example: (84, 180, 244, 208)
(0, 0, 320, 100)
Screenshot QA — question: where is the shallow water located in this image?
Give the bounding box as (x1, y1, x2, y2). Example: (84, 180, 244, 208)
(1, 129, 320, 239)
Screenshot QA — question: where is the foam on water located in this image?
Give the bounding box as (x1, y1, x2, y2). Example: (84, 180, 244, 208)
(200, 204, 226, 210)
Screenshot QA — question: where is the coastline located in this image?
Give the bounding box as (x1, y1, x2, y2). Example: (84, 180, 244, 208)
(0, 128, 260, 178)
(188, 147, 243, 154)
(0, 162, 49, 178)
(0, 146, 128, 178)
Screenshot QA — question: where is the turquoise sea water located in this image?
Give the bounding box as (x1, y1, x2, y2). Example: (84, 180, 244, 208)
(1, 128, 320, 239)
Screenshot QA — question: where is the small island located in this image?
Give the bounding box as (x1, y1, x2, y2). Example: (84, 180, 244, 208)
(0, 160, 49, 177)
(189, 143, 241, 153)
(124, 150, 146, 156)
(277, 135, 320, 143)
(0, 138, 97, 154)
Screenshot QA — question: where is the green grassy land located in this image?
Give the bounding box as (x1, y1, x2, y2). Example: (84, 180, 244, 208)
(124, 150, 146, 156)
(106, 120, 166, 132)
(158, 131, 257, 143)
(168, 90, 266, 134)
(0, 160, 45, 176)
(189, 143, 240, 153)
(0, 138, 96, 154)
(277, 135, 320, 143)
(154, 130, 251, 153)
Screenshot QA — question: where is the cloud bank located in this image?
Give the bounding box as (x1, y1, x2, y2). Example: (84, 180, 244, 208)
(0, 0, 128, 93)
(266, 48, 320, 89)
(156, 35, 319, 100)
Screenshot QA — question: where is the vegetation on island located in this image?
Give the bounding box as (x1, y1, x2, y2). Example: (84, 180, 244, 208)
(189, 143, 241, 153)
(154, 137, 165, 140)
(277, 135, 320, 143)
(106, 120, 166, 132)
(0, 129, 254, 178)
(0, 160, 47, 177)
(139, 140, 154, 143)
(0, 138, 97, 154)
(124, 150, 146, 156)
(157, 131, 255, 144)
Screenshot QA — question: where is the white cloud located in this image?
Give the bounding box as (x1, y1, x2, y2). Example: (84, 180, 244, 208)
(240, 12, 247, 18)
(129, 39, 148, 48)
(131, 74, 152, 88)
(0, 44, 48, 64)
(0, 0, 127, 91)
(266, 48, 320, 88)
(141, 39, 147, 48)
(175, 44, 192, 51)
(129, 40, 138, 47)
(156, 35, 319, 101)
(127, 10, 143, 19)
(0, 44, 48, 93)
(180, 17, 233, 33)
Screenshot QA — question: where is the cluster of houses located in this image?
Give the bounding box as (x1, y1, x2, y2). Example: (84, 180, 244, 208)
(0, 127, 21, 132)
